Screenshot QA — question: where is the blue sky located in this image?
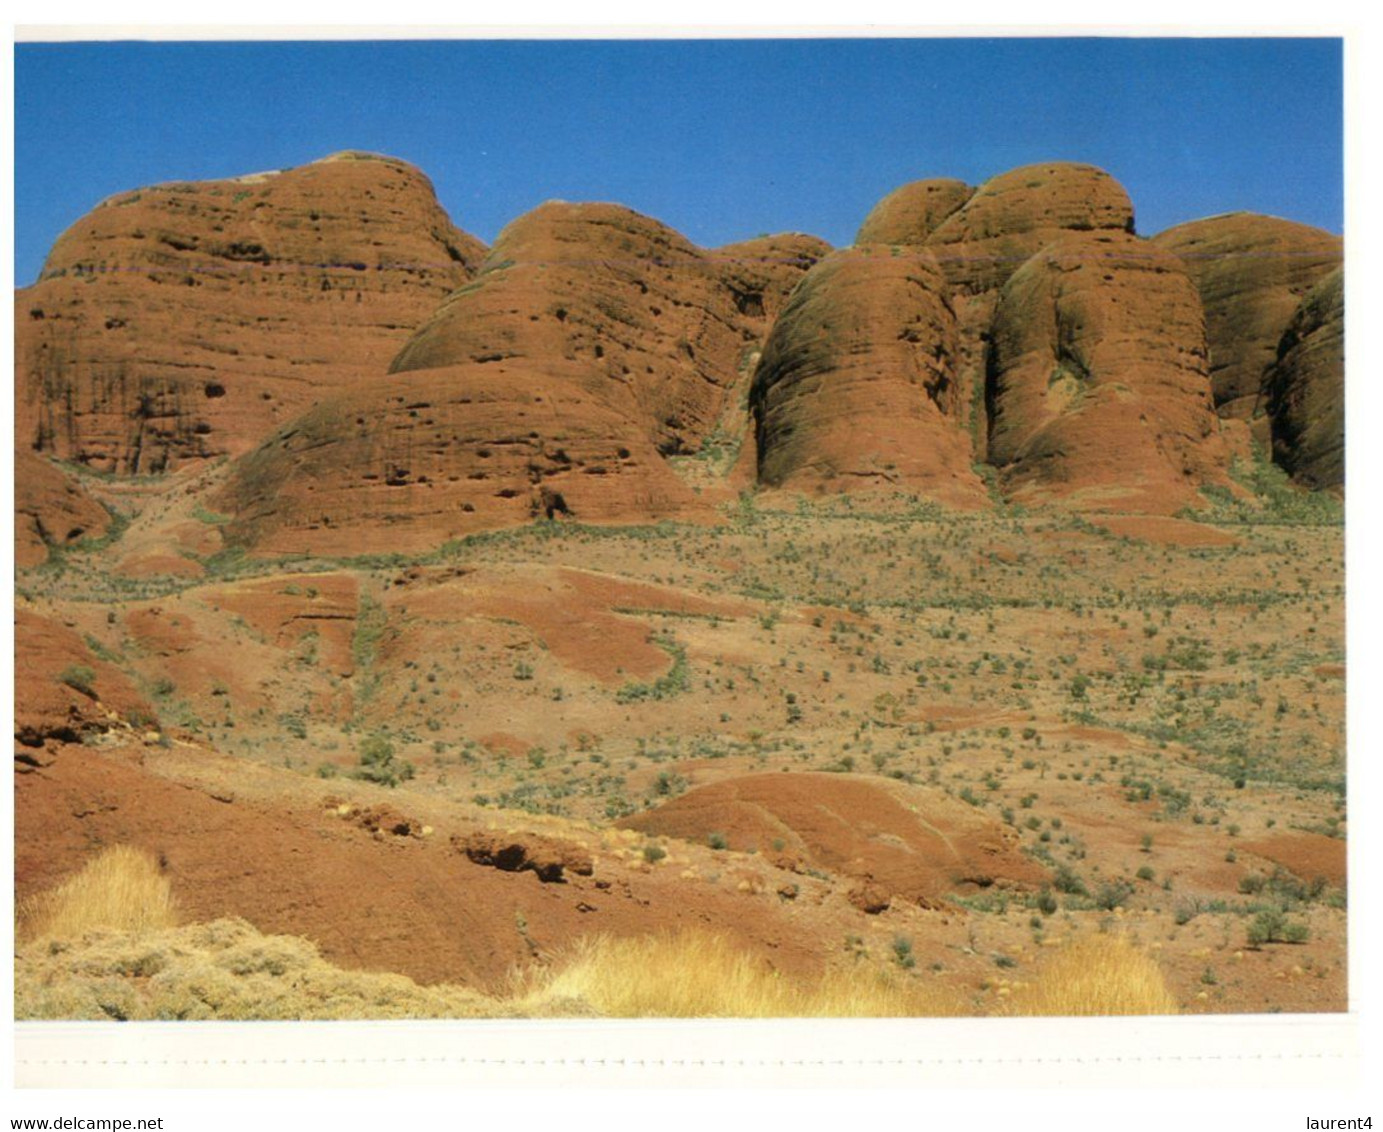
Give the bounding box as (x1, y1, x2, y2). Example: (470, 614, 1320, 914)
(13, 37, 1343, 285)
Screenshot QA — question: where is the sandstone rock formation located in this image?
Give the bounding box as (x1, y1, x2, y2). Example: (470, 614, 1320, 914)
(1263, 267, 1344, 492)
(1150, 213, 1342, 419)
(750, 246, 989, 506)
(985, 232, 1232, 512)
(389, 201, 819, 457)
(14, 450, 111, 568)
(15, 152, 485, 474)
(852, 163, 1138, 465)
(217, 202, 829, 555)
(926, 162, 1136, 295)
(855, 178, 974, 246)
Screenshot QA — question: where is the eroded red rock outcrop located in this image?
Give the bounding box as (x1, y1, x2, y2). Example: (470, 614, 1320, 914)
(13, 450, 111, 568)
(909, 162, 1138, 464)
(750, 246, 989, 506)
(1264, 266, 1344, 493)
(1150, 213, 1342, 419)
(15, 152, 485, 474)
(855, 178, 974, 246)
(926, 162, 1136, 295)
(986, 232, 1232, 512)
(217, 202, 829, 554)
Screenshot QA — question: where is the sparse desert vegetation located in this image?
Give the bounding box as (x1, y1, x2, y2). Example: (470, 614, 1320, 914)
(14, 150, 1344, 1020)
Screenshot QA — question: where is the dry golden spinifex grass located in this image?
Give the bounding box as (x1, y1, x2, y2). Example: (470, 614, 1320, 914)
(20, 845, 178, 942)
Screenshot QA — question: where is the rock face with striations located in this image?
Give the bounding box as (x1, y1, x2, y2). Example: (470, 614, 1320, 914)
(986, 232, 1232, 512)
(15, 152, 486, 474)
(925, 163, 1136, 295)
(216, 203, 829, 555)
(1150, 213, 1342, 419)
(750, 246, 989, 507)
(1263, 267, 1344, 493)
(854, 178, 974, 247)
(855, 163, 1138, 465)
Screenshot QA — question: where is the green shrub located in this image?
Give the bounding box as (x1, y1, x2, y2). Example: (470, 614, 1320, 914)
(58, 665, 97, 696)
(354, 735, 414, 788)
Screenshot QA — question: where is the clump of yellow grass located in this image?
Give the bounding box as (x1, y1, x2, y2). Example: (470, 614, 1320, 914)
(1005, 933, 1178, 1016)
(21, 845, 178, 942)
(519, 931, 966, 1017)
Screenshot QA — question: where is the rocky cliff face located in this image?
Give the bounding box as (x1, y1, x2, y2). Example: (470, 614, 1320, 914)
(216, 203, 829, 554)
(15, 152, 485, 474)
(1150, 214, 1342, 419)
(1264, 267, 1344, 493)
(15, 154, 1343, 554)
(986, 233, 1232, 512)
(750, 246, 989, 507)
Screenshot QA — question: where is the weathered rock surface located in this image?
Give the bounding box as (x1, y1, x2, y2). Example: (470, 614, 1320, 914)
(14, 450, 111, 568)
(390, 201, 822, 457)
(750, 246, 989, 506)
(926, 162, 1136, 295)
(910, 162, 1137, 462)
(1264, 267, 1344, 492)
(986, 232, 1233, 512)
(456, 829, 595, 883)
(217, 203, 828, 554)
(15, 152, 485, 474)
(855, 178, 974, 246)
(1150, 213, 1342, 418)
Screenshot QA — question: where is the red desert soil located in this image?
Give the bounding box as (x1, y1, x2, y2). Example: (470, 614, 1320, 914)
(1093, 516, 1240, 548)
(16, 742, 876, 991)
(13, 609, 157, 752)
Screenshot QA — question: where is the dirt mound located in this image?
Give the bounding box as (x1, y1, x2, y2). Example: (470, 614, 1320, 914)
(749, 246, 989, 506)
(1239, 832, 1346, 889)
(1263, 267, 1344, 492)
(1150, 214, 1342, 419)
(13, 450, 111, 568)
(986, 232, 1233, 513)
(13, 608, 157, 752)
(855, 179, 975, 246)
(15, 152, 485, 474)
(618, 771, 1045, 907)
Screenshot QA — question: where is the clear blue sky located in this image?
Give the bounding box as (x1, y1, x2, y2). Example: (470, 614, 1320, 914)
(14, 37, 1343, 285)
